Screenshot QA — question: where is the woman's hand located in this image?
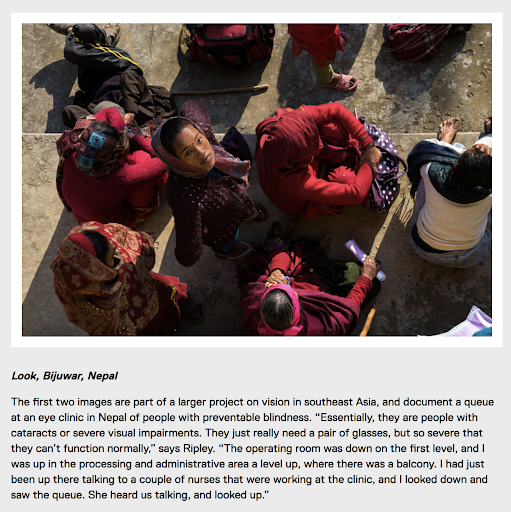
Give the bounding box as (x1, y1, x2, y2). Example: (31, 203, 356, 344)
(360, 258, 382, 281)
(266, 269, 288, 285)
(473, 143, 492, 157)
(359, 145, 382, 179)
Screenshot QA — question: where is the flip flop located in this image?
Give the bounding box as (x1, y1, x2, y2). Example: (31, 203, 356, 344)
(246, 203, 268, 221)
(215, 242, 254, 260)
(182, 299, 205, 324)
(321, 74, 358, 92)
(47, 24, 73, 35)
(105, 23, 121, 46)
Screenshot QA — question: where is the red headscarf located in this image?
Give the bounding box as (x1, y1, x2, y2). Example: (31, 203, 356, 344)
(50, 222, 159, 335)
(55, 109, 130, 211)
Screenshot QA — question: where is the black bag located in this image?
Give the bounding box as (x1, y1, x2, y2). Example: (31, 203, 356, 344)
(187, 24, 275, 69)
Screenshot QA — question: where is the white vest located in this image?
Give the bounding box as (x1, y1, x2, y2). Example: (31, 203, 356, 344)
(417, 163, 492, 251)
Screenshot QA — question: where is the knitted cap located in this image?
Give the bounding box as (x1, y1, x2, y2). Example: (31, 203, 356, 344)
(92, 101, 125, 117)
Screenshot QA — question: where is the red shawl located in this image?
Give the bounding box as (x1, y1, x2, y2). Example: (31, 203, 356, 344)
(240, 254, 361, 336)
(50, 222, 162, 335)
(288, 24, 345, 66)
(256, 104, 372, 218)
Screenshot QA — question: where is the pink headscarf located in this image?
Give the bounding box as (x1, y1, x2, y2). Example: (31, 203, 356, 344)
(257, 284, 304, 336)
(151, 116, 250, 185)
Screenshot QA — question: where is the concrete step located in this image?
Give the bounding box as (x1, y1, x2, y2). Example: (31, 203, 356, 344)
(21, 131, 491, 336)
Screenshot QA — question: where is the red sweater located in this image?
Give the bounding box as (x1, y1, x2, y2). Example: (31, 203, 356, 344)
(256, 103, 373, 218)
(61, 108, 167, 227)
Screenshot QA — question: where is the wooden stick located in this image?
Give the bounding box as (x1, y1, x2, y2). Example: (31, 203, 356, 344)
(171, 84, 269, 95)
(359, 302, 377, 337)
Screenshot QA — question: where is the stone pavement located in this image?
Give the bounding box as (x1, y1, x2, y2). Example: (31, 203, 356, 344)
(21, 23, 492, 336)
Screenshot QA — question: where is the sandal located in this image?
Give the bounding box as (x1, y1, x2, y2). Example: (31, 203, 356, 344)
(484, 117, 492, 135)
(179, 24, 195, 61)
(182, 299, 205, 324)
(339, 31, 350, 45)
(246, 202, 268, 221)
(320, 74, 358, 92)
(105, 23, 121, 46)
(47, 23, 73, 35)
(215, 242, 254, 260)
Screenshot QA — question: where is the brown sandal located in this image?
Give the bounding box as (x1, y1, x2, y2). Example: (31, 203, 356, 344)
(105, 23, 121, 46)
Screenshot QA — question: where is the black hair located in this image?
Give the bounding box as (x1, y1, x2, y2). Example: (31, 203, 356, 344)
(159, 117, 195, 156)
(90, 120, 122, 141)
(448, 147, 492, 195)
(81, 230, 110, 266)
(260, 288, 295, 331)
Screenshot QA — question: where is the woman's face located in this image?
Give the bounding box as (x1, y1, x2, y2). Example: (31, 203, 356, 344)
(172, 125, 216, 172)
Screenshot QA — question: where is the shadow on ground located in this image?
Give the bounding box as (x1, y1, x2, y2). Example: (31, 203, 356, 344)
(29, 60, 76, 133)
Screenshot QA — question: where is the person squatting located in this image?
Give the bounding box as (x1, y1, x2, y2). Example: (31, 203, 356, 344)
(46, 23, 492, 337)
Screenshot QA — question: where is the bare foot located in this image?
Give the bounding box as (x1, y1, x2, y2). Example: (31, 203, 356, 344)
(319, 233, 332, 253)
(484, 117, 492, 135)
(437, 117, 461, 144)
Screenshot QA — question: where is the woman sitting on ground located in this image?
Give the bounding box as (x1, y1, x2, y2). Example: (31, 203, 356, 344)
(239, 223, 382, 336)
(56, 106, 168, 228)
(407, 117, 492, 268)
(151, 100, 267, 267)
(50, 222, 204, 336)
(256, 102, 382, 219)
(48, 23, 176, 128)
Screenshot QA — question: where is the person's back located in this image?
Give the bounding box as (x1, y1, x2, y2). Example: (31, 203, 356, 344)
(61, 149, 151, 226)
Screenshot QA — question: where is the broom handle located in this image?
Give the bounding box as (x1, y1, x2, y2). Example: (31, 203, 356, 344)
(359, 303, 377, 337)
(171, 84, 269, 95)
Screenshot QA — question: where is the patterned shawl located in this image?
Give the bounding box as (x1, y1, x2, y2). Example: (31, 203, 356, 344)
(50, 222, 159, 336)
(56, 114, 129, 211)
(151, 116, 250, 186)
